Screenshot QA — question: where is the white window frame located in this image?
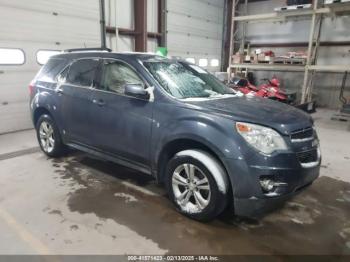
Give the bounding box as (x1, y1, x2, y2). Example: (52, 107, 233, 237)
(198, 58, 208, 67)
(210, 59, 220, 67)
(0, 48, 25, 65)
(36, 50, 61, 65)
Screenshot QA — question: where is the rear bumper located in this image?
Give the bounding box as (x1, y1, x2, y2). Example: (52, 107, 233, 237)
(222, 156, 320, 218)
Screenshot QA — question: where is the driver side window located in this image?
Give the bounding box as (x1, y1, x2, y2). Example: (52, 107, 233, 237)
(101, 59, 144, 94)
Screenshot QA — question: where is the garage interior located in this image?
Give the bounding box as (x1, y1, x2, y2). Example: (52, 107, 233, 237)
(0, 0, 350, 258)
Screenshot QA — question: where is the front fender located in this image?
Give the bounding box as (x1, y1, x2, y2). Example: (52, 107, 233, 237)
(152, 114, 244, 169)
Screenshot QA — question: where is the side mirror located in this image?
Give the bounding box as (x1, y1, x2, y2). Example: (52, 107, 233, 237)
(124, 84, 150, 100)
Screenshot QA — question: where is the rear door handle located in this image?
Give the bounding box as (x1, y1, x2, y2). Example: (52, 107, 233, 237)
(92, 99, 106, 106)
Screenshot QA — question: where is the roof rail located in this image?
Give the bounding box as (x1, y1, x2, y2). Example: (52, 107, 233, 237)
(64, 47, 112, 53)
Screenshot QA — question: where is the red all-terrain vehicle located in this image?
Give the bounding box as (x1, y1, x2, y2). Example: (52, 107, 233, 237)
(229, 76, 296, 105)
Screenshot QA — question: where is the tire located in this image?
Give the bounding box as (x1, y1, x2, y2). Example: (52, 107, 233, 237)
(35, 114, 66, 157)
(165, 150, 228, 221)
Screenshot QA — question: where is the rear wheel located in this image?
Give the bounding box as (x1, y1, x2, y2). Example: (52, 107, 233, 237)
(36, 114, 66, 157)
(166, 150, 228, 221)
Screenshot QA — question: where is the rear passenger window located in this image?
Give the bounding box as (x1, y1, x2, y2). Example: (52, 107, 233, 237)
(101, 60, 144, 94)
(67, 59, 100, 87)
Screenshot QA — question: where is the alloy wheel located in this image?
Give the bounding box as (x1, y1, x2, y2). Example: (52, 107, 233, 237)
(172, 163, 211, 213)
(39, 121, 55, 153)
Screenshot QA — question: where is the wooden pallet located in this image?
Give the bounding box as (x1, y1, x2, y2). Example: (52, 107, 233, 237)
(331, 113, 350, 122)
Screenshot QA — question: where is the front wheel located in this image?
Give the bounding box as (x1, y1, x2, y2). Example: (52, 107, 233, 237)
(165, 150, 228, 221)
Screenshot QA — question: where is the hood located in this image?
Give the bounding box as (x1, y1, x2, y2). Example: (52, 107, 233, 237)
(185, 96, 313, 135)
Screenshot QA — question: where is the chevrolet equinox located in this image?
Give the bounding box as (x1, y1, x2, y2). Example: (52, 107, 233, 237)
(30, 50, 321, 221)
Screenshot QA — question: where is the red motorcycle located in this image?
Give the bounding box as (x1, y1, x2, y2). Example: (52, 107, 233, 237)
(229, 76, 296, 104)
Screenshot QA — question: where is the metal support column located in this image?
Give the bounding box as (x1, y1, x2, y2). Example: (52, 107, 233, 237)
(221, 0, 230, 71)
(99, 0, 107, 49)
(301, 0, 319, 103)
(134, 0, 147, 52)
(158, 0, 166, 47)
(240, 0, 248, 54)
(305, 14, 323, 102)
(227, 0, 237, 76)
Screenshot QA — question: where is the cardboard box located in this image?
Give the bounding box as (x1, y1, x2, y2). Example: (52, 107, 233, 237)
(232, 53, 244, 64)
(244, 55, 251, 63)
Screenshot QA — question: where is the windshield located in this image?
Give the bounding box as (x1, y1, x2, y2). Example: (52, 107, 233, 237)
(143, 60, 235, 99)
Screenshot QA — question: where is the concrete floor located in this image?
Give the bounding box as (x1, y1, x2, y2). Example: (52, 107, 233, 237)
(0, 108, 349, 255)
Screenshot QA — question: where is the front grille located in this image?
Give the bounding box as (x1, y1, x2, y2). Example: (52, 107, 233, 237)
(297, 149, 318, 163)
(291, 127, 314, 141)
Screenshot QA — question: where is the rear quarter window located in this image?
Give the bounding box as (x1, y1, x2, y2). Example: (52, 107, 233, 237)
(36, 58, 68, 83)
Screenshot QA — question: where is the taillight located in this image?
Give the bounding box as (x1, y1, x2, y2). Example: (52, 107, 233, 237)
(29, 80, 35, 96)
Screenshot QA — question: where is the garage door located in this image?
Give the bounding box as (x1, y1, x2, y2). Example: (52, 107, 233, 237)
(0, 0, 100, 134)
(166, 0, 224, 72)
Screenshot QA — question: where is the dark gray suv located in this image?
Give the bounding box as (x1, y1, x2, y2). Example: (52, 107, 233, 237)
(30, 50, 321, 221)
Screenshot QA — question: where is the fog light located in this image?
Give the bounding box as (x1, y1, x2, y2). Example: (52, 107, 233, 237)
(260, 179, 275, 192)
(259, 178, 288, 194)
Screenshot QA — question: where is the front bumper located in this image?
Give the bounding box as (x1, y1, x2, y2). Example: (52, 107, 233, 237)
(233, 181, 314, 218)
(222, 155, 320, 218)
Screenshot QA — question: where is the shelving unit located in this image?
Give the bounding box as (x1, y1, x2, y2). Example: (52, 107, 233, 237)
(228, 0, 350, 104)
(230, 63, 305, 72)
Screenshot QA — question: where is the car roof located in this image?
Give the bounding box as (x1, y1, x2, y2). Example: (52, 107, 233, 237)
(51, 51, 168, 62)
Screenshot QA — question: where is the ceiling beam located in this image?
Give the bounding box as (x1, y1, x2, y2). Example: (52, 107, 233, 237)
(106, 26, 161, 39)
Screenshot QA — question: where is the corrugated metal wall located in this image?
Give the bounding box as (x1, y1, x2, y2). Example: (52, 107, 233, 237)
(105, 0, 159, 52)
(105, 0, 225, 72)
(0, 0, 100, 134)
(0, 0, 226, 133)
(167, 0, 225, 71)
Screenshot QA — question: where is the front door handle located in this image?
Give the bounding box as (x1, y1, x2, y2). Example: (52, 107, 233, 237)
(92, 99, 106, 107)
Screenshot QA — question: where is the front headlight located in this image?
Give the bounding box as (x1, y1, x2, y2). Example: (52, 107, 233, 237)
(236, 122, 288, 154)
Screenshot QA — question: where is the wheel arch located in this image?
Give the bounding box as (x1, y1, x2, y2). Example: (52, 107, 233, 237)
(33, 106, 63, 138)
(33, 107, 53, 126)
(156, 138, 232, 198)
